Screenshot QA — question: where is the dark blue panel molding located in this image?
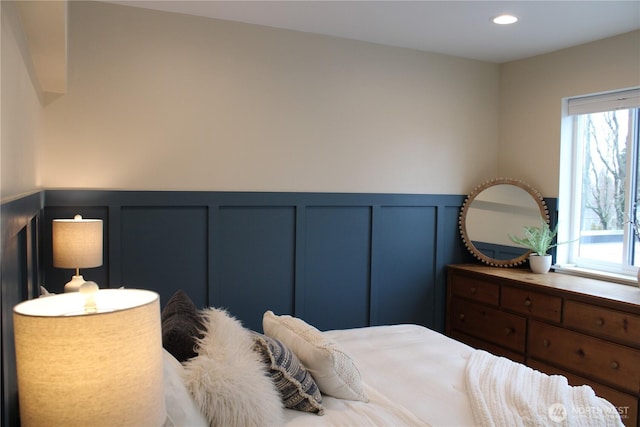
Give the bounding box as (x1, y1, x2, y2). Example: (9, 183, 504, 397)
(1, 191, 43, 427)
(43, 190, 477, 331)
(435, 204, 474, 330)
(373, 206, 436, 327)
(216, 206, 296, 330)
(120, 206, 209, 309)
(44, 190, 464, 208)
(303, 206, 372, 330)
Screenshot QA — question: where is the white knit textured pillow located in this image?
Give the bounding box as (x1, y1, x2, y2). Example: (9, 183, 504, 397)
(182, 308, 284, 427)
(262, 310, 368, 402)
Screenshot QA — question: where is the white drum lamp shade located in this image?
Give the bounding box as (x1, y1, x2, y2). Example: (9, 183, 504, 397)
(13, 289, 166, 427)
(52, 215, 103, 292)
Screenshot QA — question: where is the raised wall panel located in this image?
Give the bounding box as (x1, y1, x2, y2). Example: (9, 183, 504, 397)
(303, 206, 371, 330)
(215, 206, 296, 332)
(1, 230, 24, 427)
(433, 204, 474, 331)
(373, 206, 436, 326)
(1, 192, 42, 427)
(121, 206, 208, 309)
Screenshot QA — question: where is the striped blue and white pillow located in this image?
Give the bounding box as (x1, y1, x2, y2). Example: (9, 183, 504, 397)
(253, 333, 324, 415)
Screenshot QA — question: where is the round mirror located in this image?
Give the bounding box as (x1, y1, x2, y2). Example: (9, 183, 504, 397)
(460, 178, 549, 267)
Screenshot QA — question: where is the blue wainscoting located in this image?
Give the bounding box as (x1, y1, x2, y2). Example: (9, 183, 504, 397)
(1, 192, 42, 427)
(42, 191, 475, 332)
(0, 190, 558, 426)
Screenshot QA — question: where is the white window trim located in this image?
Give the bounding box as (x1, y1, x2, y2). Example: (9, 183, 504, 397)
(567, 88, 640, 115)
(558, 87, 640, 285)
(552, 264, 638, 286)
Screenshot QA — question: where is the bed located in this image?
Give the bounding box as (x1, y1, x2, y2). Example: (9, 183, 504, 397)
(160, 291, 624, 427)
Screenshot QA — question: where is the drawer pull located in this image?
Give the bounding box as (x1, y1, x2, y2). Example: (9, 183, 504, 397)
(524, 298, 532, 307)
(505, 327, 514, 335)
(470, 287, 477, 295)
(611, 361, 619, 370)
(595, 318, 604, 327)
(543, 339, 551, 347)
(459, 314, 465, 321)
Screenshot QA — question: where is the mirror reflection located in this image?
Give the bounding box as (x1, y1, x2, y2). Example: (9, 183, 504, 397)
(460, 178, 549, 267)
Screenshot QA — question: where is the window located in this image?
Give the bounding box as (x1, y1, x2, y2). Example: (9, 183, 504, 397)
(557, 88, 640, 281)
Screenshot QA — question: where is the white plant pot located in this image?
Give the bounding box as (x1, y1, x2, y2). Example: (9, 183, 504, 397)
(529, 254, 552, 274)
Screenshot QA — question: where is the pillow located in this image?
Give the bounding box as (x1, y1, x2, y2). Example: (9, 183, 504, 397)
(182, 307, 284, 427)
(161, 290, 205, 362)
(262, 310, 368, 402)
(252, 333, 324, 415)
(162, 349, 208, 427)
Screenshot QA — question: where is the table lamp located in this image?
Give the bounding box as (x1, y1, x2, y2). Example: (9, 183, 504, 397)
(13, 285, 166, 427)
(52, 214, 103, 292)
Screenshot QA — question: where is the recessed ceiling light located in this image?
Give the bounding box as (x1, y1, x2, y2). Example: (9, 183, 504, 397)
(492, 14, 518, 25)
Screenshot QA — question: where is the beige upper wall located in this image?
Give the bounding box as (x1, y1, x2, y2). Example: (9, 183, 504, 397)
(5, 2, 638, 199)
(1, 1, 43, 201)
(15, 0, 67, 97)
(40, 1, 500, 194)
(499, 30, 640, 198)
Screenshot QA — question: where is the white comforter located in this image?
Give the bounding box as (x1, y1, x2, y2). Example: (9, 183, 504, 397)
(284, 324, 477, 426)
(284, 324, 623, 427)
(283, 382, 428, 426)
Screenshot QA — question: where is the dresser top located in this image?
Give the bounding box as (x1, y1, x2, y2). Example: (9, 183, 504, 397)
(448, 264, 640, 312)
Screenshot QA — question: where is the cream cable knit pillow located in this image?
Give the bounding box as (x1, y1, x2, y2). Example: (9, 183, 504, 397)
(262, 310, 368, 402)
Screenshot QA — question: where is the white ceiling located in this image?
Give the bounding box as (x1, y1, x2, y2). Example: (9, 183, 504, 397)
(106, 1, 640, 63)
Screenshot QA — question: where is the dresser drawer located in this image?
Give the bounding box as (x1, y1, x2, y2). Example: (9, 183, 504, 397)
(564, 300, 640, 347)
(449, 273, 500, 306)
(502, 286, 562, 322)
(528, 320, 640, 393)
(450, 298, 526, 352)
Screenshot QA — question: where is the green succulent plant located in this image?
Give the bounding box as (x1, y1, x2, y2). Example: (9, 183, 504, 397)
(508, 216, 560, 256)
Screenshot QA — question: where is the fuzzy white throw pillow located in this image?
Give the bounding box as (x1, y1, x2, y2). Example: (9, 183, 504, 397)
(182, 308, 284, 427)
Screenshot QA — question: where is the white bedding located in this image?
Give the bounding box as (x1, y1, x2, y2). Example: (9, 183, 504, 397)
(283, 324, 477, 426)
(164, 323, 622, 426)
(283, 382, 428, 426)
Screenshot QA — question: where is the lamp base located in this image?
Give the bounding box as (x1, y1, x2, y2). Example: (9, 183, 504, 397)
(64, 275, 87, 293)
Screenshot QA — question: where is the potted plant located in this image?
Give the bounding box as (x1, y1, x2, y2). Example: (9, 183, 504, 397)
(509, 217, 561, 273)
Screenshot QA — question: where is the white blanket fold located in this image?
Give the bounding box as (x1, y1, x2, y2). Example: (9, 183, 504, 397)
(465, 350, 623, 427)
(283, 382, 430, 426)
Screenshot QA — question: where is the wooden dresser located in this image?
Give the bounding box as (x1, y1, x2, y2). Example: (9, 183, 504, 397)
(446, 264, 640, 427)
